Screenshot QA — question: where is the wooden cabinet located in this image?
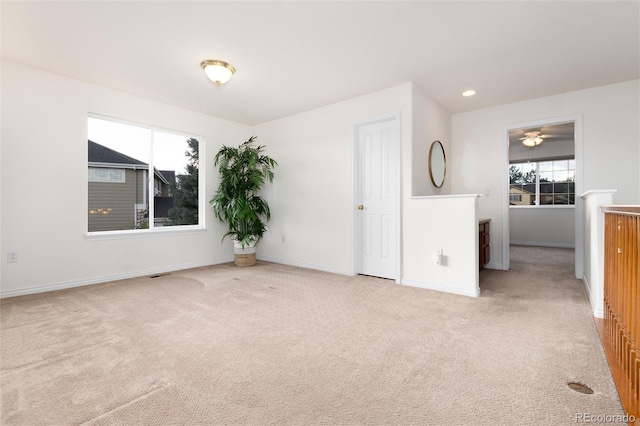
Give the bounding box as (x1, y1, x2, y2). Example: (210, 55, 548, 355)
(479, 219, 491, 270)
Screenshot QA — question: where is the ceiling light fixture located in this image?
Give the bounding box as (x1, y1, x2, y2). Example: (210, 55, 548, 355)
(201, 60, 235, 85)
(522, 131, 544, 147)
(462, 90, 476, 97)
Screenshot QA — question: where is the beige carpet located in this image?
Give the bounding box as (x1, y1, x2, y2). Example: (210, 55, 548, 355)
(0, 246, 626, 425)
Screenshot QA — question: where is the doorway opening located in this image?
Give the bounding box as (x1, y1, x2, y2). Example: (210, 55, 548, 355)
(503, 115, 583, 277)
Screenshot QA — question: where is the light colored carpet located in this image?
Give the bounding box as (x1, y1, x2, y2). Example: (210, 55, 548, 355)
(0, 246, 625, 425)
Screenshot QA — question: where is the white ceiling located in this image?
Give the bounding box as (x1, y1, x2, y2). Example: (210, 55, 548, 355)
(2, 1, 638, 125)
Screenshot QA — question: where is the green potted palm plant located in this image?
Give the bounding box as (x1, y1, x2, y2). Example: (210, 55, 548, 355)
(210, 136, 277, 266)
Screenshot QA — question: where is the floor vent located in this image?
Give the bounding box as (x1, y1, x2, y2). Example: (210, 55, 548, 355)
(567, 382, 594, 394)
(150, 273, 170, 279)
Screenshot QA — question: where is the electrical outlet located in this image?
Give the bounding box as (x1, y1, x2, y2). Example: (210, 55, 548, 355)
(7, 251, 18, 263)
(281, 235, 285, 243)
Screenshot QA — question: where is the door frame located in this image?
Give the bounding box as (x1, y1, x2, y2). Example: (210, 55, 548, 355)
(502, 114, 583, 278)
(351, 112, 402, 283)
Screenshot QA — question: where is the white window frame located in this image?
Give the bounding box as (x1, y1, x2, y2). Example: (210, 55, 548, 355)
(88, 167, 126, 183)
(509, 159, 576, 209)
(86, 113, 206, 239)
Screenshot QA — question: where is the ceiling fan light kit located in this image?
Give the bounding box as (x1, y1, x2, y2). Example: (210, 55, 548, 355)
(521, 131, 544, 147)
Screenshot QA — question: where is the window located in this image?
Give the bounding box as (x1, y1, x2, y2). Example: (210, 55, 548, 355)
(88, 116, 202, 233)
(88, 168, 125, 183)
(509, 159, 575, 206)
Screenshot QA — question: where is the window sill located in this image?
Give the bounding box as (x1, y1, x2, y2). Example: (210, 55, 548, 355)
(86, 226, 206, 241)
(509, 205, 575, 210)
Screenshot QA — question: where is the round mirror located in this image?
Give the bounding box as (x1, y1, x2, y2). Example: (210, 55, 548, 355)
(429, 140, 446, 188)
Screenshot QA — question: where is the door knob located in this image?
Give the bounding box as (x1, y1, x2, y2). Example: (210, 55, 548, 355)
(358, 205, 364, 210)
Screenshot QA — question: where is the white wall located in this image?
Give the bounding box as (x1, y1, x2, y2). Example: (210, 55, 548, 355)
(253, 83, 413, 274)
(405, 87, 480, 296)
(510, 208, 575, 248)
(1, 61, 250, 296)
(255, 82, 477, 296)
(0, 57, 3, 292)
(452, 80, 640, 270)
(412, 84, 452, 196)
(403, 195, 480, 297)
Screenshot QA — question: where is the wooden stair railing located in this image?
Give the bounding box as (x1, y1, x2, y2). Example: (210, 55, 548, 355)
(603, 206, 639, 423)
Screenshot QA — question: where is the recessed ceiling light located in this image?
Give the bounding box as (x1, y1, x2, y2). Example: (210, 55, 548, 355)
(462, 90, 476, 97)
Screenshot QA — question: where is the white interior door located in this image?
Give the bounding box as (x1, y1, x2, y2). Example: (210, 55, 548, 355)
(355, 116, 399, 280)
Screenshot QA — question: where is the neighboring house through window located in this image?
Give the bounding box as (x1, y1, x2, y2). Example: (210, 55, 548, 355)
(87, 116, 201, 233)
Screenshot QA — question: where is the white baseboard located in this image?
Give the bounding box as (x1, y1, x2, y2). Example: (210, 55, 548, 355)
(510, 240, 575, 249)
(401, 279, 480, 298)
(256, 255, 352, 276)
(583, 274, 592, 293)
(0, 257, 234, 299)
(484, 262, 505, 270)
(3, 256, 480, 301)
(582, 275, 604, 319)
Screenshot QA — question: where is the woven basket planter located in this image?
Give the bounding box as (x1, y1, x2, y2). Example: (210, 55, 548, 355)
(233, 239, 257, 267)
(234, 252, 256, 267)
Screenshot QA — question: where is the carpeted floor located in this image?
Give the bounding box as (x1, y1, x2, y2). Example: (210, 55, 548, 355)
(0, 246, 626, 425)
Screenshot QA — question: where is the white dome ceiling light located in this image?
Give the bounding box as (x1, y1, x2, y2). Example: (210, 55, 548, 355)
(201, 60, 235, 85)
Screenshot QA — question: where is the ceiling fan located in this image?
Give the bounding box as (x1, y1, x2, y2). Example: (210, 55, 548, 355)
(514, 123, 574, 148)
